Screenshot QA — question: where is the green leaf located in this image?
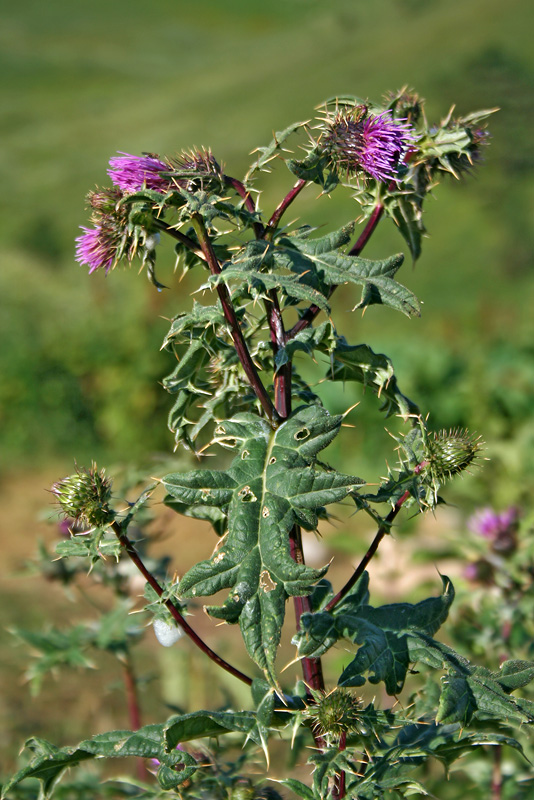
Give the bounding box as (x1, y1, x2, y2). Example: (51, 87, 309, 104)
(276, 778, 316, 800)
(323, 336, 420, 418)
(385, 192, 425, 263)
(162, 301, 226, 349)
(408, 636, 534, 726)
(165, 710, 259, 747)
(1, 725, 195, 798)
(278, 223, 354, 255)
(286, 148, 339, 193)
(270, 239, 419, 317)
(210, 263, 330, 312)
(246, 121, 308, 180)
(162, 405, 364, 686)
(294, 575, 453, 695)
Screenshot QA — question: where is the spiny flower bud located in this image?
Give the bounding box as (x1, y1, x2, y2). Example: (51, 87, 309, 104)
(173, 147, 222, 177)
(52, 464, 114, 528)
(303, 688, 364, 739)
(384, 87, 424, 125)
(424, 428, 482, 480)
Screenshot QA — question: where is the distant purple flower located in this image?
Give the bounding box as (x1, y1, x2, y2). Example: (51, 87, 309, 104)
(75, 219, 120, 274)
(468, 506, 518, 556)
(323, 107, 414, 183)
(468, 507, 517, 540)
(108, 152, 170, 194)
(463, 559, 494, 584)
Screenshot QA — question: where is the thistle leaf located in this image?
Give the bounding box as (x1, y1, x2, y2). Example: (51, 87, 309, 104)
(162, 405, 364, 686)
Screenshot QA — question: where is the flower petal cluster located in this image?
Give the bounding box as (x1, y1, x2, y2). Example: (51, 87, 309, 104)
(322, 106, 414, 183)
(108, 152, 171, 194)
(75, 218, 122, 274)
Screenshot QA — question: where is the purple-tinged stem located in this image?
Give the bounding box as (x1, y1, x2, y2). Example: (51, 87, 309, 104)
(121, 652, 150, 781)
(491, 745, 502, 800)
(287, 202, 385, 340)
(325, 490, 410, 613)
(333, 731, 347, 800)
(191, 214, 279, 425)
(111, 521, 253, 687)
(266, 179, 307, 235)
(223, 174, 264, 239)
(155, 219, 205, 259)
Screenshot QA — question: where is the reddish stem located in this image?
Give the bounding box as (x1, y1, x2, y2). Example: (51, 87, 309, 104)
(325, 490, 410, 613)
(267, 179, 307, 234)
(491, 744, 502, 800)
(122, 653, 150, 781)
(223, 174, 264, 239)
(111, 521, 253, 686)
(333, 731, 347, 800)
(191, 214, 278, 425)
(287, 202, 385, 340)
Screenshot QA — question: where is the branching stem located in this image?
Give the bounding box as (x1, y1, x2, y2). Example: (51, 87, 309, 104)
(190, 214, 279, 425)
(110, 521, 253, 687)
(325, 490, 410, 613)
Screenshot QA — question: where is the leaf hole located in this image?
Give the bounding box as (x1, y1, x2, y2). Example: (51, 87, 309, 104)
(259, 570, 277, 592)
(269, 456, 277, 465)
(238, 486, 257, 503)
(262, 506, 270, 518)
(241, 450, 250, 460)
(294, 427, 310, 441)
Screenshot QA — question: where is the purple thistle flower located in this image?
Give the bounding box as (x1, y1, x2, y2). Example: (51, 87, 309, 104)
(75, 219, 121, 274)
(322, 106, 414, 183)
(468, 507, 517, 540)
(468, 506, 518, 556)
(108, 152, 170, 194)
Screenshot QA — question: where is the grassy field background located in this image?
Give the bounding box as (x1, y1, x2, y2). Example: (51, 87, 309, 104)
(1, 0, 534, 785)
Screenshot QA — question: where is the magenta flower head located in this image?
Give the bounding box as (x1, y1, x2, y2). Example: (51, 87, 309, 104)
(321, 105, 414, 183)
(108, 152, 171, 194)
(75, 218, 121, 274)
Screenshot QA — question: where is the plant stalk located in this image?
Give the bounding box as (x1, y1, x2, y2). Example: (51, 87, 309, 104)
(266, 178, 307, 235)
(111, 521, 253, 686)
(121, 651, 150, 781)
(191, 214, 279, 425)
(325, 490, 410, 613)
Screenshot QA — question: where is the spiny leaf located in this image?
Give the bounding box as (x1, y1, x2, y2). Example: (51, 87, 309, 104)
(270, 240, 419, 317)
(323, 336, 420, 418)
(409, 636, 534, 726)
(293, 575, 453, 695)
(0, 726, 196, 798)
(246, 121, 308, 180)
(162, 405, 364, 686)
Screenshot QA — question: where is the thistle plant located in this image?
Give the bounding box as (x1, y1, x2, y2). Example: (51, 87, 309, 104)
(5, 89, 534, 800)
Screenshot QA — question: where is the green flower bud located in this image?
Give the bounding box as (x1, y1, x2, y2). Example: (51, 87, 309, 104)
(424, 428, 482, 480)
(303, 688, 364, 739)
(52, 464, 114, 528)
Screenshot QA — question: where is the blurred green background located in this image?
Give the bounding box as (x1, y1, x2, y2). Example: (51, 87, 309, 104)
(1, 0, 534, 782)
(2, 0, 533, 491)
